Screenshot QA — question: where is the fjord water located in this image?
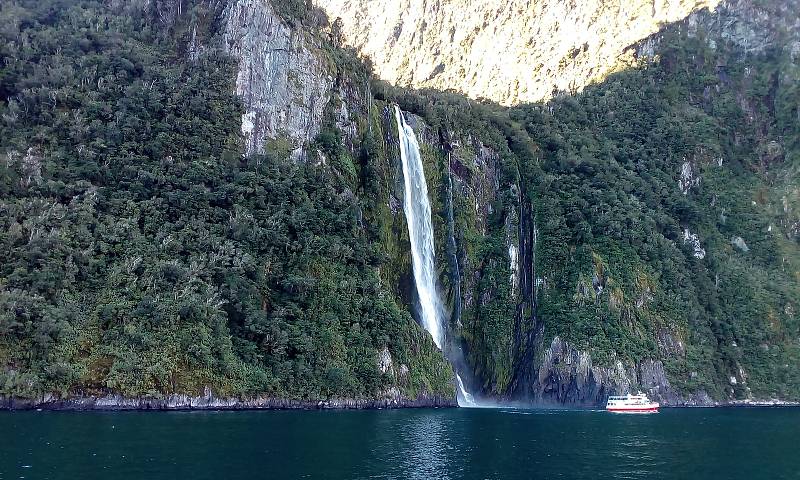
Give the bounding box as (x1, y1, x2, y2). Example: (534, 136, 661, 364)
(3, 408, 799, 479)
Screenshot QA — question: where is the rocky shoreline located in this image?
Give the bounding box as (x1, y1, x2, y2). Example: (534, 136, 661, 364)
(3, 393, 797, 411)
(635, 399, 800, 408)
(501, 336, 800, 409)
(0, 393, 457, 411)
(710, 399, 800, 408)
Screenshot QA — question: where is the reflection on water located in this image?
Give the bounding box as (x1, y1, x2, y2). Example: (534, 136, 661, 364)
(1, 408, 798, 480)
(398, 411, 450, 480)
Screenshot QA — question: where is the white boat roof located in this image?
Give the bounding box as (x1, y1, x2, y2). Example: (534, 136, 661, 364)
(607, 393, 649, 399)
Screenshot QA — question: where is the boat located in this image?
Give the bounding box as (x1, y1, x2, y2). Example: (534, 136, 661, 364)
(605, 393, 659, 413)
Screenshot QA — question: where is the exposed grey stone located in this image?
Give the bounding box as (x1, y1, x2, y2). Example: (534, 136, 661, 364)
(731, 236, 749, 252)
(378, 347, 395, 375)
(224, 0, 332, 158)
(0, 392, 456, 411)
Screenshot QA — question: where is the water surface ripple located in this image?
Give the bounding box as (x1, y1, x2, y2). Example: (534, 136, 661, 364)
(2, 407, 799, 479)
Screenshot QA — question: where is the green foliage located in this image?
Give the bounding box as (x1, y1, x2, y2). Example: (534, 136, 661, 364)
(373, 13, 799, 401)
(2, 0, 798, 405)
(510, 27, 800, 399)
(0, 0, 453, 401)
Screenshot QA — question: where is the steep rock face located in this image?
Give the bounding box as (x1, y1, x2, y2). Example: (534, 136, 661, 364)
(635, 0, 800, 56)
(692, 0, 800, 52)
(514, 336, 716, 406)
(372, 105, 506, 333)
(314, 0, 721, 105)
(176, 0, 797, 407)
(513, 335, 800, 406)
(224, 0, 332, 157)
(170, 0, 796, 407)
(502, 0, 800, 406)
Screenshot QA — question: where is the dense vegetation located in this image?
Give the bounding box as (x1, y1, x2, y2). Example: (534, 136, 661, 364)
(1, 0, 797, 404)
(378, 6, 799, 400)
(0, 0, 452, 400)
(516, 27, 800, 398)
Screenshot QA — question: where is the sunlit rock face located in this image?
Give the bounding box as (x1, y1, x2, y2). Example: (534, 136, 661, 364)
(224, 0, 331, 157)
(313, 0, 720, 105)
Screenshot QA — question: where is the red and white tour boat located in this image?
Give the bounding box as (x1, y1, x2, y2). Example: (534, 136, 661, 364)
(605, 393, 659, 413)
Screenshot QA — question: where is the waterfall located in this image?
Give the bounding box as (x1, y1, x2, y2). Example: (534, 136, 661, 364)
(455, 373, 476, 406)
(395, 106, 476, 407)
(395, 106, 445, 349)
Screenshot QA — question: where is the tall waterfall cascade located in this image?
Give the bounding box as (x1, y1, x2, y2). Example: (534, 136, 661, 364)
(394, 106, 476, 407)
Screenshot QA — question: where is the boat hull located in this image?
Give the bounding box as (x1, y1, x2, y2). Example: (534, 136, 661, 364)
(606, 405, 659, 413)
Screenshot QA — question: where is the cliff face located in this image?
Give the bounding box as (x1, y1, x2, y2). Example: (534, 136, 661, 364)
(224, 0, 332, 158)
(513, 336, 677, 406)
(0, 0, 462, 407)
(169, 0, 800, 406)
(314, 0, 723, 105)
(360, 0, 800, 406)
(506, 0, 800, 406)
(2, 0, 798, 408)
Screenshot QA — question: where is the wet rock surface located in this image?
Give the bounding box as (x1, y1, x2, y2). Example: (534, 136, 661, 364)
(509, 335, 800, 407)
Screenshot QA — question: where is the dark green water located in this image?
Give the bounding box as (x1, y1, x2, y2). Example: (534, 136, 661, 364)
(2, 407, 799, 479)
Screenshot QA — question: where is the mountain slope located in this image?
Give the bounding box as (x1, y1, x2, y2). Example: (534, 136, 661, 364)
(315, 0, 723, 105)
(0, 0, 798, 408)
(0, 0, 454, 405)
(371, 0, 800, 404)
